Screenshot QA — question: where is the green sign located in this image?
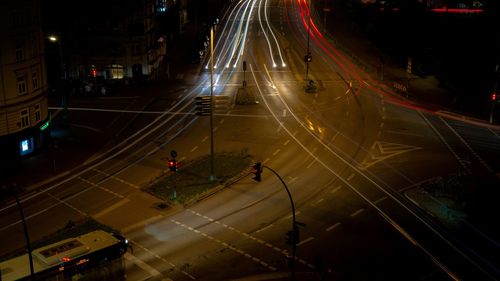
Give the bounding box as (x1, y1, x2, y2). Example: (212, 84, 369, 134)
(40, 121, 50, 131)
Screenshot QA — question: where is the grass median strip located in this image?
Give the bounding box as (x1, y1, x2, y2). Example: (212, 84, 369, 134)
(145, 152, 252, 205)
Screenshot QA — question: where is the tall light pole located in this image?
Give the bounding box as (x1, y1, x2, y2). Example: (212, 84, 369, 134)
(209, 26, 216, 182)
(9, 184, 35, 280)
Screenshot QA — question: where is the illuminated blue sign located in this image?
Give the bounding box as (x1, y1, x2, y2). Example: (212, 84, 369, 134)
(19, 138, 34, 156)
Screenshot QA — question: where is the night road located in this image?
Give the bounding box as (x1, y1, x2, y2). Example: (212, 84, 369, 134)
(1, 0, 500, 281)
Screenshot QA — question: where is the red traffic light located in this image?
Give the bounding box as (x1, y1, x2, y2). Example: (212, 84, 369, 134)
(492, 92, 497, 101)
(168, 159, 177, 172)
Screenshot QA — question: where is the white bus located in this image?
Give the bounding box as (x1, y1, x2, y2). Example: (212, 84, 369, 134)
(0, 230, 128, 281)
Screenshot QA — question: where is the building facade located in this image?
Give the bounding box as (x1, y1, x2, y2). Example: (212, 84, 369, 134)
(41, 0, 192, 85)
(0, 0, 50, 167)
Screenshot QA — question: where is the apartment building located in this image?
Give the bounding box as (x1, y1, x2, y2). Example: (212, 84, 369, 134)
(0, 0, 50, 166)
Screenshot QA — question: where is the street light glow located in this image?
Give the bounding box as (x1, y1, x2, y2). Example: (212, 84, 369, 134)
(48, 35, 57, 42)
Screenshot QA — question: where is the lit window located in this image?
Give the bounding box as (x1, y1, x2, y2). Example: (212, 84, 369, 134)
(108, 64, 124, 79)
(157, 0, 167, 12)
(17, 75, 27, 95)
(34, 104, 41, 122)
(15, 41, 24, 62)
(20, 108, 30, 128)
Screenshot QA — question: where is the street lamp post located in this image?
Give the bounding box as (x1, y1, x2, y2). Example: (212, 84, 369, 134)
(9, 184, 35, 280)
(209, 26, 216, 182)
(48, 35, 67, 109)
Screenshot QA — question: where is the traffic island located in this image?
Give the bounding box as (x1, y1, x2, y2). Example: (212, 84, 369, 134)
(145, 151, 253, 206)
(404, 172, 500, 233)
(236, 87, 258, 105)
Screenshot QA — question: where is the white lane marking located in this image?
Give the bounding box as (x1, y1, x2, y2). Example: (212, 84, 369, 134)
(331, 185, 342, 194)
(93, 198, 130, 219)
(272, 149, 281, 156)
(283, 139, 290, 146)
(347, 173, 355, 181)
(374, 196, 388, 204)
(283, 109, 287, 117)
(201, 136, 208, 142)
(441, 116, 493, 173)
(420, 112, 471, 174)
(350, 208, 365, 217)
(255, 224, 274, 233)
(296, 237, 314, 246)
(122, 215, 164, 233)
(79, 177, 125, 198)
(190, 146, 199, 153)
(306, 160, 315, 168)
(171, 218, 277, 271)
(93, 169, 141, 189)
(326, 222, 341, 232)
(130, 239, 195, 280)
(359, 141, 421, 170)
(124, 252, 162, 277)
(287, 176, 298, 184)
(286, 211, 300, 219)
(187, 209, 314, 269)
(46, 192, 87, 216)
(220, 119, 225, 124)
(315, 198, 324, 205)
(489, 127, 500, 139)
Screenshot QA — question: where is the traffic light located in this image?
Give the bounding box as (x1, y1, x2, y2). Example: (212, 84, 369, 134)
(286, 230, 293, 245)
(285, 227, 300, 246)
(492, 92, 497, 102)
(195, 96, 211, 116)
(168, 159, 177, 172)
(303, 53, 312, 63)
(251, 162, 262, 182)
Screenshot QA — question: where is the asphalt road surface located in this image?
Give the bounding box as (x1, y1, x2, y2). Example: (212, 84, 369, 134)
(1, 1, 500, 280)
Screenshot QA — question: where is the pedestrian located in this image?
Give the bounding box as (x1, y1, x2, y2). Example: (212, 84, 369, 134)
(101, 86, 106, 96)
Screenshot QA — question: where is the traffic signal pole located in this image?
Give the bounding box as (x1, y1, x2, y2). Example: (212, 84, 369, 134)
(490, 68, 498, 124)
(254, 164, 299, 281)
(305, 0, 312, 81)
